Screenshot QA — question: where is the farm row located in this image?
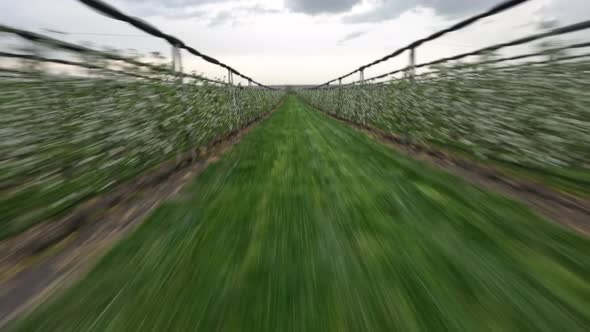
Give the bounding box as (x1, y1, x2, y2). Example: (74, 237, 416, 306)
(10, 96, 590, 332)
(0, 78, 282, 238)
(299, 57, 590, 195)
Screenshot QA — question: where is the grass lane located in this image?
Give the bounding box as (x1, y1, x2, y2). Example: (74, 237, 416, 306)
(10, 95, 590, 331)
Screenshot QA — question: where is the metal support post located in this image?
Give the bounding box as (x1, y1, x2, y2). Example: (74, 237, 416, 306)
(409, 48, 416, 81)
(176, 47, 183, 84)
(171, 45, 176, 76)
(171, 45, 183, 83)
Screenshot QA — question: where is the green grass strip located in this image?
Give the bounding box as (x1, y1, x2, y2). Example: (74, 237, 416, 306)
(10, 95, 590, 332)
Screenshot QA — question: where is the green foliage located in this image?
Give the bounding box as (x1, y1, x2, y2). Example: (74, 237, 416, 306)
(300, 57, 590, 194)
(10, 96, 590, 331)
(0, 78, 282, 238)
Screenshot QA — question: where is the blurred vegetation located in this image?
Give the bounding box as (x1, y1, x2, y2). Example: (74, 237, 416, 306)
(0, 35, 283, 238)
(9, 96, 590, 332)
(300, 47, 590, 195)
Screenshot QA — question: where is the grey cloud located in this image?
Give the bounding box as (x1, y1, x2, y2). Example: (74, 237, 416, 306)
(208, 11, 233, 27)
(162, 9, 207, 20)
(238, 4, 282, 15)
(206, 5, 282, 27)
(541, 0, 590, 24)
(144, 3, 281, 23)
(116, 0, 228, 16)
(118, 0, 227, 8)
(337, 30, 368, 45)
(285, 0, 362, 15)
(344, 0, 500, 23)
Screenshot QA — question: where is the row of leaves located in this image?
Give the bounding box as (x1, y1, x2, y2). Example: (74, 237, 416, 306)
(299, 58, 590, 192)
(0, 76, 283, 238)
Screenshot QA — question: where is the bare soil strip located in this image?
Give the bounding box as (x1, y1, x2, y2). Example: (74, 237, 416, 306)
(0, 100, 283, 328)
(319, 110, 590, 236)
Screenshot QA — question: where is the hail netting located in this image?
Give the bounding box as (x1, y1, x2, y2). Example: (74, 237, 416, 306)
(302, 55, 590, 172)
(0, 25, 282, 239)
(313, 0, 532, 88)
(300, 16, 590, 188)
(77, 0, 274, 90)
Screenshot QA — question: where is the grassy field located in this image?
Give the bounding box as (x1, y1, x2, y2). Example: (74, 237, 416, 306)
(10, 95, 590, 331)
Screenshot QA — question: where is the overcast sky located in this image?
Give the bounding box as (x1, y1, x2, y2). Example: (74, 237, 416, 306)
(1, 0, 589, 85)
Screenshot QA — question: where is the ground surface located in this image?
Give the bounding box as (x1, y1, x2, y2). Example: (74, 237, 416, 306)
(0, 107, 276, 327)
(9, 96, 590, 331)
